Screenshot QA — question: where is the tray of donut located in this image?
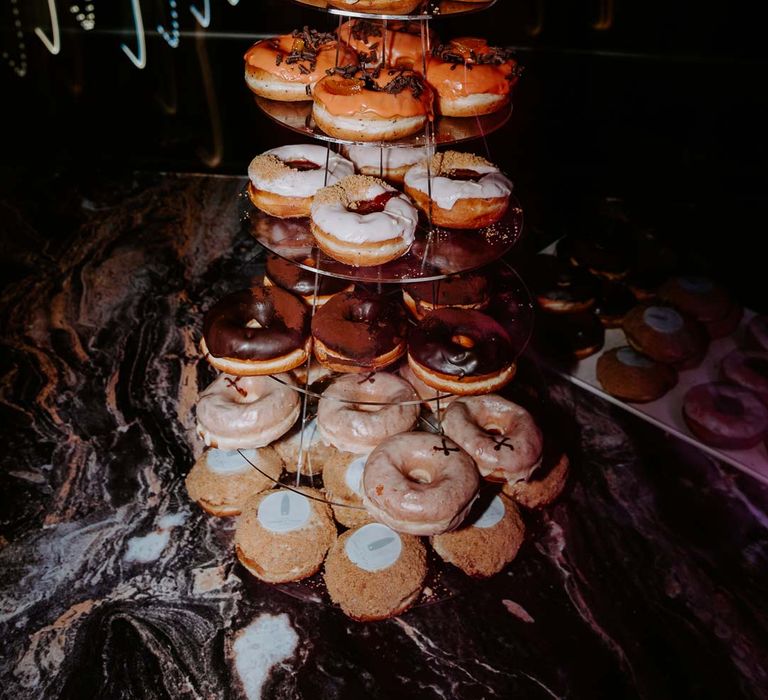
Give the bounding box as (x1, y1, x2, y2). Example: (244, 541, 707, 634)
(529, 213, 768, 485)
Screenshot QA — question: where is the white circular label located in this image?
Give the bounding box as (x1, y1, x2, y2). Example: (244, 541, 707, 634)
(473, 495, 506, 529)
(344, 456, 367, 496)
(616, 347, 655, 368)
(257, 491, 311, 533)
(643, 306, 683, 334)
(679, 276, 713, 294)
(205, 449, 253, 474)
(345, 523, 402, 572)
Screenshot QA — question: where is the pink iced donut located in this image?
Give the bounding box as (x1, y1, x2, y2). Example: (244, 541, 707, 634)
(442, 394, 543, 483)
(362, 431, 480, 536)
(196, 373, 300, 449)
(317, 372, 419, 454)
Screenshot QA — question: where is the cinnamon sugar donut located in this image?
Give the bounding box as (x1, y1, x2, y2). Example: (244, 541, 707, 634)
(322, 453, 375, 528)
(503, 450, 570, 509)
(404, 151, 513, 229)
(271, 416, 338, 476)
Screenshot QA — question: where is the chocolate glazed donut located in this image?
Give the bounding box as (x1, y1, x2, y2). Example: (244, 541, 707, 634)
(264, 254, 352, 306)
(201, 286, 311, 375)
(407, 308, 517, 395)
(311, 290, 408, 372)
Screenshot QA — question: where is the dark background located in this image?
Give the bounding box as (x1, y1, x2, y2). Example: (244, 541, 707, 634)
(2, 0, 767, 305)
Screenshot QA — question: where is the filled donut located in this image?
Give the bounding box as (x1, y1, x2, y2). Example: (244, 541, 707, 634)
(201, 286, 311, 375)
(264, 254, 353, 306)
(404, 151, 513, 229)
(310, 175, 418, 266)
(402, 271, 489, 320)
(247, 145, 354, 218)
(337, 19, 435, 71)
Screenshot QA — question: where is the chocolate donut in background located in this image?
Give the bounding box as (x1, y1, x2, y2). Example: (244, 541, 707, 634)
(528, 254, 598, 314)
(536, 311, 605, 361)
(402, 272, 490, 320)
(264, 254, 353, 306)
(594, 280, 636, 328)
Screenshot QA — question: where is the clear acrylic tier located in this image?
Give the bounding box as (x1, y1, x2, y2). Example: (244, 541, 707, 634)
(287, 0, 497, 21)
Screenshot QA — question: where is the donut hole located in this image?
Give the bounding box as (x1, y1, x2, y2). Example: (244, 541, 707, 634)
(407, 468, 433, 484)
(451, 334, 475, 349)
(284, 159, 320, 172)
(713, 394, 745, 417)
(484, 424, 504, 436)
(353, 402, 385, 413)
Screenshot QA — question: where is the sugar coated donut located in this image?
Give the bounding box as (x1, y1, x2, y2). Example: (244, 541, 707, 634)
(244, 28, 358, 101)
(683, 382, 768, 450)
(201, 287, 311, 375)
(311, 289, 408, 372)
(404, 151, 513, 229)
(342, 144, 432, 185)
(310, 175, 418, 267)
(503, 450, 570, 509)
(403, 272, 489, 320)
(317, 372, 419, 454)
(185, 447, 282, 516)
(247, 145, 354, 218)
(408, 308, 517, 395)
(322, 452, 375, 528)
(235, 487, 337, 583)
(338, 20, 435, 72)
(196, 373, 300, 449)
(596, 346, 677, 403)
(363, 431, 480, 535)
(431, 492, 525, 577)
(324, 523, 427, 621)
(271, 416, 338, 476)
(264, 254, 353, 306)
(442, 394, 543, 483)
(311, 67, 432, 142)
(427, 38, 521, 117)
(721, 350, 768, 407)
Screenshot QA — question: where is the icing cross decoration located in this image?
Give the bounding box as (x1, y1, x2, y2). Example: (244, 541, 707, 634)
(492, 435, 515, 451)
(225, 376, 247, 397)
(357, 370, 378, 384)
(433, 437, 460, 456)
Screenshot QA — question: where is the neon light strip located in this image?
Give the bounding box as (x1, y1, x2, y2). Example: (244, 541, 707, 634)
(120, 0, 145, 68)
(34, 0, 61, 54)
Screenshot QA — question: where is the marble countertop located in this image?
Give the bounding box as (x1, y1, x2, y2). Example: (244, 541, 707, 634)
(1, 172, 767, 699)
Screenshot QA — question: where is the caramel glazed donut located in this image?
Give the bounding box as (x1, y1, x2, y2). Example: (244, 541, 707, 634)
(201, 286, 311, 375)
(244, 27, 358, 101)
(247, 145, 355, 219)
(310, 175, 418, 267)
(404, 151, 513, 229)
(311, 66, 433, 142)
(337, 20, 436, 72)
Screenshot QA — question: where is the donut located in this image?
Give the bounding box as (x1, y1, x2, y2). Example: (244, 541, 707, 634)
(264, 254, 353, 306)
(196, 373, 300, 449)
(244, 28, 358, 101)
(721, 350, 768, 406)
(323, 523, 427, 621)
(407, 308, 517, 395)
(271, 416, 338, 476)
(594, 280, 636, 328)
(503, 449, 570, 509)
(556, 220, 632, 281)
(235, 487, 337, 583)
(362, 431, 480, 535)
(326, 0, 423, 14)
(311, 289, 408, 372)
(626, 269, 664, 302)
(398, 362, 457, 413)
(337, 20, 435, 72)
(247, 145, 355, 218)
(596, 346, 677, 403)
(746, 315, 768, 352)
(342, 144, 432, 185)
(201, 287, 311, 376)
(403, 151, 513, 229)
(683, 383, 768, 450)
(311, 67, 432, 142)
(322, 452, 376, 529)
(185, 447, 282, 516)
(289, 356, 336, 389)
(430, 492, 525, 578)
(426, 38, 521, 117)
(442, 394, 543, 482)
(658, 276, 733, 324)
(537, 311, 605, 360)
(310, 175, 418, 267)
(402, 271, 489, 320)
(623, 304, 707, 368)
(317, 372, 419, 453)
(528, 254, 598, 314)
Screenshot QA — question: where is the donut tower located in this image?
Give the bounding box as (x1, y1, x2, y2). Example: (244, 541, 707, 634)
(185, 0, 569, 621)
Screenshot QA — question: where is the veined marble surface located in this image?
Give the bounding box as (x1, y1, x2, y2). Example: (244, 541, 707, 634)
(1, 173, 767, 699)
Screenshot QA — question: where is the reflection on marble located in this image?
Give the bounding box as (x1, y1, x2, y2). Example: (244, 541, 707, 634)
(1, 173, 767, 699)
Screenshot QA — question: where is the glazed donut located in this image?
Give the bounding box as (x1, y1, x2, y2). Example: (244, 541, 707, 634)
(264, 254, 353, 306)
(362, 431, 480, 535)
(408, 308, 517, 395)
(326, 0, 422, 16)
(404, 151, 513, 229)
(426, 38, 521, 117)
(721, 350, 768, 406)
(196, 373, 300, 449)
(442, 394, 543, 482)
(310, 175, 418, 267)
(311, 67, 432, 142)
(338, 20, 435, 71)
(311, 289, 408, 372)
(201, 287, 311, 375)
(503, 449, 570, 509)
(247, 145, 354, 218)
(402, 271, 489, 320)
(527, 254, 598, 314)
(244, 28, 358, 101)
(399, 362, 457, 413)
(317, 372, 419, 453)
(342, 144, 432, 185)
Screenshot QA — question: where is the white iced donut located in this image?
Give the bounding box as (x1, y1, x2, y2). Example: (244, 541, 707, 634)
(342, 144, 433, 185)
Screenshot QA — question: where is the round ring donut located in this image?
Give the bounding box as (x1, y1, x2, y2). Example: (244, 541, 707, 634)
(342, 144, 432, 185)
(442, 394, 543, 482)
(196, 373, 300, 449)
(362, 432, 480, 535)
(264, 254, 353, 306)
(402, 271, 489, 320)
(317, 372, 419, 454)
(407, 308, 517, 395)
(404, 151, 513, 229)
(338, 20, 436, 72)
(326, 0, 423, 19)
(202, 286, 311, 375)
